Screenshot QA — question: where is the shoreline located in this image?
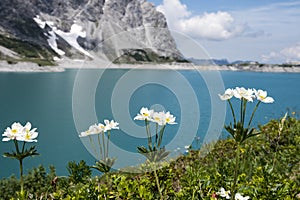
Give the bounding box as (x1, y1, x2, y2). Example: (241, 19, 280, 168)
(1, 60, 300, 73)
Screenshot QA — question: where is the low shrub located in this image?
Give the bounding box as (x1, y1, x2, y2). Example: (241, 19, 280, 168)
(0, 116, 299, 199)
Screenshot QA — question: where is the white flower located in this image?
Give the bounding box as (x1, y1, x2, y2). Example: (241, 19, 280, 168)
(219, 88, 234, 100)
(79, 124, 102, 137)
(165, 111, 177, 125)
(24, 122, 33, 132)
(18, 123, 39, 142)
(79, 130, 91, 137)
(151, 111, 177, 126)
(217, 187, 231, 199)
(2, 122, 23, 141)
(89, 124, 103, 134)
(2, 122, 38, 142)
(134, 107, 154, 121)
(104, 119, 119, 131)
(79, 120, 119, 138)
(97, 123, 106, 132)
(152, 111, 165, 125)
(234, 87, 255, 102)
(90, 124, 103, 134)
(235, 193, 250, 200)
(254, 89, 274, 103)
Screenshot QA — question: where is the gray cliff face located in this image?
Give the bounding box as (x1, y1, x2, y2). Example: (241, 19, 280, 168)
(0, 0, 182, 63)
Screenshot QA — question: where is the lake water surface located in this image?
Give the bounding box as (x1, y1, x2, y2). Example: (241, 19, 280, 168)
(0, 69, 299, 178)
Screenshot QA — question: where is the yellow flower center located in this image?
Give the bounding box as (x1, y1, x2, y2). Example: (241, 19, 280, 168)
(143, 112, 149, 117)
(25, 133, 31, 140)
(259, 95, 265, 99)
(12, 129, 18, 134)
(154, 117, 160, 121)
(166, 118, 170, 122)
(99, 125, 105, 129)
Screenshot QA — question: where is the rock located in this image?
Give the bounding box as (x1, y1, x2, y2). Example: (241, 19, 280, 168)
(0, 0, 183, 64)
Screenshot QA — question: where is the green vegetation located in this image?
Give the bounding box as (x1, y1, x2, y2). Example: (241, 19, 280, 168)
(1, 115, 299, 199)
(0, 34, 56, 66)
(113, 48, 189, 64)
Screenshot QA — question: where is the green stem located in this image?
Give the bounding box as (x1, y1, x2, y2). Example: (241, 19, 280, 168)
(14, 139, 20, 154)
(89, 135, 99, 160)
(97, 176, 101, 200)
(106, 131, 110, 159)
(192, 189, 195, 200)
(155, 123, 158, 149)
(102, 133, 106, 159)
(247, 101, 261, 129)
(145, 119, 152, 151)
(242, 99, 247, 126)
(21, 141, 25, 154)
(232, 143, 241, 199)
(19, 159, 24, 193)
(228, 99, 236, 125)
(157, 125, 166, 149)
(153, 163, 163, 200)
(13, 140, 25, 194)
(272, 118, 283, 171)
(97, 134, 103, 160)
(240, 98, 243, 125)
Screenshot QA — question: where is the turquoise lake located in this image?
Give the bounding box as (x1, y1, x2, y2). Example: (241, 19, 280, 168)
(0, 69, 299, 178)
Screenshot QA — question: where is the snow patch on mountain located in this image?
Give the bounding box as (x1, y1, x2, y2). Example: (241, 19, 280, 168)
(53, 24, 93, 58)
(46, 30, 65, 56)
(33, 15, 92, 58)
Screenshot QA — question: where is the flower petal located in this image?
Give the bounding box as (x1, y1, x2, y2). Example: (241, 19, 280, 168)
(262, 96, 274, 103)
(2, 137, 11, 142)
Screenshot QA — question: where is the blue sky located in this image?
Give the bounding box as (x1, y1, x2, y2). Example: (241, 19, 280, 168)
(148, 0, 300, 64)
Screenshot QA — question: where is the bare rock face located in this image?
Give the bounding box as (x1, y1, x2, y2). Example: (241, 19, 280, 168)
(0, 0, 183, 63)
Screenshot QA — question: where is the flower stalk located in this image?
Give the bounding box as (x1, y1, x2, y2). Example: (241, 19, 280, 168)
(153, 163, 163, 200)
(134, 107, 177, 199)
(79, 119, 119, 174)
(2, 122, 39, 198)
(134, 107, 176, 162)
(232, 143, 240, 199)
(219, 87, 274, 198)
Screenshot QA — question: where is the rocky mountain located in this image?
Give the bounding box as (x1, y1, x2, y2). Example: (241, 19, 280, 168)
(0, 0, 183, 65)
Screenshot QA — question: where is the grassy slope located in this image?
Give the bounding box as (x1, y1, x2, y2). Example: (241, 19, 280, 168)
(0, 34, 56, 66)
(0, 116, 299, 199)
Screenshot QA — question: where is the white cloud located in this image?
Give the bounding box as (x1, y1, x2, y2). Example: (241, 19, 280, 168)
(157, 0, 190, 21)
(233, 1, 300, 37)
(261, 52, 281, 63)
(281, 44, 300, 60)
(157, 0, 246, 40)
(262, 43, 300, 63)
(250, 1, 300, 13)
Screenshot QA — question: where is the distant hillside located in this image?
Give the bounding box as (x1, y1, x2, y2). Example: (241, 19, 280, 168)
(188, 58, 230, 66)
(188, 58, 263, 66)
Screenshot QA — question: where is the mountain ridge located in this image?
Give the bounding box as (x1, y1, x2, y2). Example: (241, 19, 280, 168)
(0, 0, 184, 66)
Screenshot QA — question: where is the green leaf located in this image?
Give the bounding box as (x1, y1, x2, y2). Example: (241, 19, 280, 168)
(3, 146, 39, 161)
(91, 157, 116, 173)
(137, 146, 149, 154)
